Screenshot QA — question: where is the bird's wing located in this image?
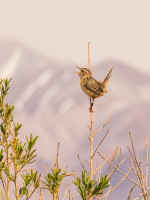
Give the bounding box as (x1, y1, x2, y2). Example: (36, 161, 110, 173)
(83, 77, 103, 95)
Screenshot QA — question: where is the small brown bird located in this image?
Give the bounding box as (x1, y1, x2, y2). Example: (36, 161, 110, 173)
(75, 67, 113, 111)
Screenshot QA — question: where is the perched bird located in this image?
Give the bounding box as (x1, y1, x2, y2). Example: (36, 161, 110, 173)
(75, 67, 113, 111)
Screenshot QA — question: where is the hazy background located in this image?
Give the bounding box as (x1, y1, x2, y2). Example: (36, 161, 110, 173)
(0, 1, 150, 199)
(0, 0, 150, 73)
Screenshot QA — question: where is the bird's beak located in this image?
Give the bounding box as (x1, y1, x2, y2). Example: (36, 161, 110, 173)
(76, 66, 80, 70)
(74, 66, 80, 74)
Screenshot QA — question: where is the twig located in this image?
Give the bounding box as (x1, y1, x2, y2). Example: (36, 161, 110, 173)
(78, 154, 86, 171)
(63, 173, 75, 177)
(128, 132, 148, 199)
(93, 162, 101, 183)
(90, 110, 93, 180)
(54, 142, 60, 169)
(41, 163, 49, 173)
(88, 42, 91, 71)
(93, 147, 118, 175)
(108, 158, 126, 179)
(62, 184, 68, 200)
(98, 152, 140, 186)
(39, 184, 42, 200)
(134, 188, 150, 200)
(128, 133, 150, 199)
(127, 185, 136, 200)
(88, 41, 93, 200)
(107, 147, 120, 177)
(128, 156, 141, 186)
(93, 118, 112, 137)
(92, 128, 109, 159)
(129, 132, 144, 184)
(100, 167, 132, 199)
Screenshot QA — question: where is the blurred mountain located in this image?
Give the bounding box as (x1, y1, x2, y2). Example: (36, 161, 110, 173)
(0, 39, 150, 199)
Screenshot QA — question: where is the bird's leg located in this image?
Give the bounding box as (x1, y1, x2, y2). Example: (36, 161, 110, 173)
(89, 98, 94, 112)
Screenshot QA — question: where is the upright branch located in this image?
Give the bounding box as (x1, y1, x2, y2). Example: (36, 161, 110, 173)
(89, 110, 93, 181)
(88, 42, 93, 112)
(74, 43, 120, 200)
(88, 43, 93, 182)
(87, 42, 93, 200)
(88, 42, 91, 71)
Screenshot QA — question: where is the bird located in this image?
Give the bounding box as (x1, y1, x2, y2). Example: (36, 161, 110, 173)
(75, 66, 113, 111)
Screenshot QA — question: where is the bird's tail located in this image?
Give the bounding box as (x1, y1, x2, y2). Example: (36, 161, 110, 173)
(102, 67, 114, 92)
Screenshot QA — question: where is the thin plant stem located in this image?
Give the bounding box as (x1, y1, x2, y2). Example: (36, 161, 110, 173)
(98, 152, 140, 187)
(88, 42, 93, 200)
(88, 42, 91, 71)
(78, 154, 86, 171)
(2, 99, 10, 200)
(92, 128, 109, 159)
(90, 110, 93, 180)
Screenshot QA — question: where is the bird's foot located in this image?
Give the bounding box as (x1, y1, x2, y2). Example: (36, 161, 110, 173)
(89, 103, 93, 112)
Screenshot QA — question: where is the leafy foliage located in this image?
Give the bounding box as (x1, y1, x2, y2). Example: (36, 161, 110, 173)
(19, 170, 40, 198)
(42, 168, 66, 198)
(73, 171, 110, 200)
(0, 78, 40, 200)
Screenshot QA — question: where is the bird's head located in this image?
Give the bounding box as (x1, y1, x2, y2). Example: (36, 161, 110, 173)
(75, 67, 92, 79)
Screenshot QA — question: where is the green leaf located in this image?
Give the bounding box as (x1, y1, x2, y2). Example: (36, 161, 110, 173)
(43, 168, 66, 195)
(1, 124, 5, 135)
(15, 123, 22, 132)
(73, 171, 110, 199)
(27, 134, 38, 152)
(92, 175, 110, 196)
(0, 150, 4, 162)
(19, 187, 28, 197)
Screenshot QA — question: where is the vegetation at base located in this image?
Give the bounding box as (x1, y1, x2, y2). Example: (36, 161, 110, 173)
(0, 78, 40, 200)
(73, 171, 110, 200)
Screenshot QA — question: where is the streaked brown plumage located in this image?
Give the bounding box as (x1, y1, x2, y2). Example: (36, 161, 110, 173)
(75, 67, 113, 110)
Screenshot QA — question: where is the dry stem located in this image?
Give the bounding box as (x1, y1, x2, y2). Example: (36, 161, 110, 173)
(98, 152, 139, 186)
(100, 167, 132, 199)
(93, 118, 112, 137)
(92, 128, 109, 159)
(88, 42, 91, 71)
(88, 41, 93, 200)
(78, 154, 86, 171)
(127, 132, 150, 199)
(90, 110, 93, 180)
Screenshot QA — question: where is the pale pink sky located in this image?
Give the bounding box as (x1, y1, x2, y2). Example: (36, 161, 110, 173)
(0, 0, 150, 74)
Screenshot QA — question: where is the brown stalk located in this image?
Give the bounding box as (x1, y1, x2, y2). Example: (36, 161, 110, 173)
(127, 133, 150, 199)
(92, 147, 120, 176)
(78, 154, 86, 171)
(88, 42, 91, 71)
(107, 148, 122, 178)
(88, 42, 93, 200)
(98, 152, 139, 186)
(93, 118, 112, 137)
(90, 110, 93, 181)
(127, 185, 136, 200)
(129, 133, 144, 183)
(92, 128, 109, 159)
(100, 167, 132, 200)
